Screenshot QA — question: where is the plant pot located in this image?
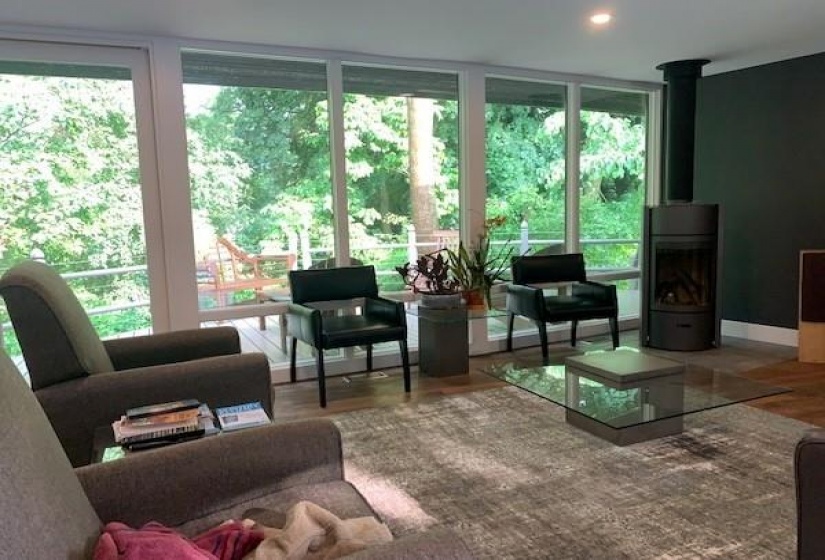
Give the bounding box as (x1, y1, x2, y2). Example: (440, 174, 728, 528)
(419, 292, 462, 309)
(463, 288, 487, 310)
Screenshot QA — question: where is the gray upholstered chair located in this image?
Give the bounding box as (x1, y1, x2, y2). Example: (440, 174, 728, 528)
(0, 259, 273, 467)
(0, 348, 474, 560)
(795, 430, 825, 559)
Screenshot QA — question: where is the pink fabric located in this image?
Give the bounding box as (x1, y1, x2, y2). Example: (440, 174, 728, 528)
(94, 521, 237, 560)
(194, 521, 264, 560)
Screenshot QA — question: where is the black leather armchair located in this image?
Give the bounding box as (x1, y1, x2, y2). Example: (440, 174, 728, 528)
(506, 253, 619, 359)
(287, 265, 411, 407)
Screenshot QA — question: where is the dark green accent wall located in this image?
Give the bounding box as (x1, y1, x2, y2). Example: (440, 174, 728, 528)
(694, 52, 825, 329)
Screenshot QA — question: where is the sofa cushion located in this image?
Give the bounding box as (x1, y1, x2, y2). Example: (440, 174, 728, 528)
(173, 480, 377, 537)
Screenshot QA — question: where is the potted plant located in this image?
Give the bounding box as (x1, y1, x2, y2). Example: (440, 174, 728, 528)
(395, 250, 463, 308)
(447, 216, 513, 309)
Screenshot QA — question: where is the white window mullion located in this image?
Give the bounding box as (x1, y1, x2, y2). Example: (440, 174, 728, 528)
(460, 68, 486, 246)
(327, 60, 350, 263)
(461, 68, 495, 353)
(565, 82, 581, 253)
(646, 88, 663, 207)
(129, 47, 170, 332)
(147, 39, 199, 330)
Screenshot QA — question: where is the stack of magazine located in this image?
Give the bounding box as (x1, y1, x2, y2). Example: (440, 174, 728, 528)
(214, 401, 271, 431)
(112, 399, 218, 450)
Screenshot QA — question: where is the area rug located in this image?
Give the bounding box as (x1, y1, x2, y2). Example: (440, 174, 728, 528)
(330, 386, 810, 559)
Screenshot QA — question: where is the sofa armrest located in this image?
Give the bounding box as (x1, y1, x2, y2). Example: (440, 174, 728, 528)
(344, 528, 475, 560)
(103, 326, 241, 370)
(76, 419, 344, 528)
(505, 284, 545, 321)
(37, 353, 272, 467)
(796, 429, 825, 559)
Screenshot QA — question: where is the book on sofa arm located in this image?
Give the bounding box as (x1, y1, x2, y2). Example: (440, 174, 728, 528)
(215, 402, 271, 431)
(126, 399, 201, 420)
(113, 404, 218, 450)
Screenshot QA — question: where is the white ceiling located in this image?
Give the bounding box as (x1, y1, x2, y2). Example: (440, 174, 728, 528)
(3, 0, 825, 83)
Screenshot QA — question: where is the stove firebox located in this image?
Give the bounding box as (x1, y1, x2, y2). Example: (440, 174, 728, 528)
(641, 204, 720, 351)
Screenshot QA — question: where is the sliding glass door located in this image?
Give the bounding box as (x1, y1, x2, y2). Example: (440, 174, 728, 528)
(0, 41, 160, 362)
(579, 87, 648, 318)
(341, 64, 460, 292)
(181, 53, 331, 316)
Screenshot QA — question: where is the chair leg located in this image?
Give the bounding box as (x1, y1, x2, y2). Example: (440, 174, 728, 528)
(316, 350, 327, 408)
(290, 337, 298, 383)
(609, 315, 619, 348)
(366, 344, 373, 371)
(537, 320, 548, 360)
(399, 339, 411, 393)
(506, 313, 515, 352)
(571, 320, 578, 347)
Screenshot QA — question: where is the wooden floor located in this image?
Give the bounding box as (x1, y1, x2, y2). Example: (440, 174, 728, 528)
(739, 360, 825, 427)
(272, 330, 825, 429)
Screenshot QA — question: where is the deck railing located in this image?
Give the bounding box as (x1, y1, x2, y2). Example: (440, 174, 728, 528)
(2, 233, 641, 349)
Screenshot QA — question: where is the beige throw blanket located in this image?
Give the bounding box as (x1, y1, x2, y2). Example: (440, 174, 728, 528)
(243, 501, 393, 560)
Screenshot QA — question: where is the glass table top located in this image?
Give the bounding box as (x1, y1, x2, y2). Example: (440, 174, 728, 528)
(485, 350, 790, 430)
(403, 302, 509, 321)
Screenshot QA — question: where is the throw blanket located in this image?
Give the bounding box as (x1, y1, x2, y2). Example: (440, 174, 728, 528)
(245, 501, 393, 560)
(94, 520, 263, 560)
(93, 502, 390, 560)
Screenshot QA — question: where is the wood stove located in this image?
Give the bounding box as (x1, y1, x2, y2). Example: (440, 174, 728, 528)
(641, 59, 721, 351)
(641, 204, 720, 350)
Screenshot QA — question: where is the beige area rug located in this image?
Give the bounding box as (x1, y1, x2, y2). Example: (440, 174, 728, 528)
(331, 386, 810, 560)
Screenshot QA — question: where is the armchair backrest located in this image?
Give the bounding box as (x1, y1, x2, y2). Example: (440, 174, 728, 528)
(511, 253, 587, 285)
(0, 348, 102, 560)
(0, 260, 114, 390)
(289, 265, 379, 304)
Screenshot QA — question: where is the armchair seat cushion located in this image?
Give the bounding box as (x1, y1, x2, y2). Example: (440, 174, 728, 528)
(543, 294, 617, 319)
(321, 315, 407, 349)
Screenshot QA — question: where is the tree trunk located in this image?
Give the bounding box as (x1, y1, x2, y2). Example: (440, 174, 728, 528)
(408, 97, 437, 240)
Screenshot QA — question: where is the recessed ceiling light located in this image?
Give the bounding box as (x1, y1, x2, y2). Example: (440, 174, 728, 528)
(590, 12, 612, 25)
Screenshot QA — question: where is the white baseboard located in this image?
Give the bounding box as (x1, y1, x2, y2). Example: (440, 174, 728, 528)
(721, 320, 798, 347)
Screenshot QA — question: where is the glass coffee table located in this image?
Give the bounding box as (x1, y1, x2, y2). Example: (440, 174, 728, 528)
(485, 348, 790, 445)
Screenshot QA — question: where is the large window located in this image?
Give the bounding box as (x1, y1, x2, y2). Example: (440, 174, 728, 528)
(0, 38, 657, 374)
(182, 53, 331, 311)
(579, 87, 647, 317)
(0, 48, 156, 361)
(342, 65, 459, 292)
(485, 77, 567, 255)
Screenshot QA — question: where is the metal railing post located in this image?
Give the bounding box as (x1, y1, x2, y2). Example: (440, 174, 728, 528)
(520, 219, 530, 255)
(407, 224, 418, 263)
(287, 230, 299, 270)
(300, 227, 312, 270)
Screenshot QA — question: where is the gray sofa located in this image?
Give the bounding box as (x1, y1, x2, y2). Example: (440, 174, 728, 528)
(795, 430, 825, 559)
(0, 349, 474, 559)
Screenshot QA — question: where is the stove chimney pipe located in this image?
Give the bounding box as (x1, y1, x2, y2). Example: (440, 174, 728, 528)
(656, 59, 710, 203)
